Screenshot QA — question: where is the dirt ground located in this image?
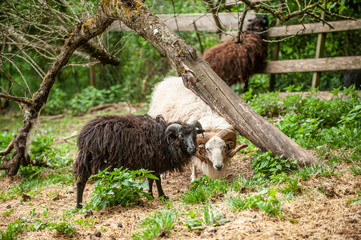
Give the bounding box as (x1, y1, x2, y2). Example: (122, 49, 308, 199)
(1, 153, 360, 240)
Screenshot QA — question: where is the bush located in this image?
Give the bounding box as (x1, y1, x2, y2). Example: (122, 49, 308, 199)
(84, 168, 156, 210)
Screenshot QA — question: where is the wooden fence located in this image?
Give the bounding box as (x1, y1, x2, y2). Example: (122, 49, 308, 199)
(109, 5, 361, 89)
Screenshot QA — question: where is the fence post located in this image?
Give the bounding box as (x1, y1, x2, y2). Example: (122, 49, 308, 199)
(269, 1, 281, 91)
(311, 0, 327, 88)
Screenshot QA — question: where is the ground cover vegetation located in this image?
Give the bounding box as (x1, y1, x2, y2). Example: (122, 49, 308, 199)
(1, 85, 360, 239)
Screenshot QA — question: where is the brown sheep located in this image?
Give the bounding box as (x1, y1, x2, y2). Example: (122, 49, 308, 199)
(203, 15, 268, 91)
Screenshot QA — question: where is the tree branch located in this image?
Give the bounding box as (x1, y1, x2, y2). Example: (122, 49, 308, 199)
(234, 6, 249, 43)
(203, 0, 223, 34)
(0, 93, 33, 105)
(0, 140, 14, 156)
(79, 41, 120, 66)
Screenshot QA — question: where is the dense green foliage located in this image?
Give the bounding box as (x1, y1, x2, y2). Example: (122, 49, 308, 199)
(84, 168, 156, 210)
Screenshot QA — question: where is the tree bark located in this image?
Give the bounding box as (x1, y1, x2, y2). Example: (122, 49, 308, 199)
(0, 6, 114, 175)
(103, 0, 317, 165)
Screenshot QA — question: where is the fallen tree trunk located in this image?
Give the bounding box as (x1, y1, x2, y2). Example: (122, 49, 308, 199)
(104, 0, 317, 165)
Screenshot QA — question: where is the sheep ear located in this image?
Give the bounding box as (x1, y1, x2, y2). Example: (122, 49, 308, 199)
(196, 129, 205, 135)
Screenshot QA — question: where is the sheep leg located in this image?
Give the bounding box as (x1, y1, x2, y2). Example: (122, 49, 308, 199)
(154, 173, 168, 200)
(191, 163, 197, 182)
(76, 177, 88, 209)
(148, 177, 155, 198)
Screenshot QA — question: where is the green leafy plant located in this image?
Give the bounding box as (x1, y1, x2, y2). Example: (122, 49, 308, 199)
(133, 209, 178, 240)
(242, 91, 284, 117)
(277, 177, 303, 198)
(84, 168, 156, 210)
(184, 204, 232, 230)
(251, 150, 297, 179)
(227, 188, 283, 217)
(0, 220, 28, 240)
(276, 113, 322, 148)
(180, 176, 229, 204)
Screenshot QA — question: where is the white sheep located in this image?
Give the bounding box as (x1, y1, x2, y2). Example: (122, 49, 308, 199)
(148, 77, 245, 181)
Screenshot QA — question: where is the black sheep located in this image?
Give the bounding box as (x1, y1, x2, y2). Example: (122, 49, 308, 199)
(73, 114, 204, 208)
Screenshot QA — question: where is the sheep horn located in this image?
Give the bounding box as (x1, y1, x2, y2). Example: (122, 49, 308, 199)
(196, 133, 210, 147)
(216, 129, 237, 149)
(165, 123, 182, 143)
(190, 120, 205, 135)
(215, 129, 247, 158)
(227, 143, 248, 158)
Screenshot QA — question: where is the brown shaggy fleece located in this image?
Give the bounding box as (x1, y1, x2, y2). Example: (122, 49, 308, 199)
(203, 15, 268, 89)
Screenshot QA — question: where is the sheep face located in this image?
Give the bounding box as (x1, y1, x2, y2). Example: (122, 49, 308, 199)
(166, 121, 205, 155)
(203, 136, 227, 171)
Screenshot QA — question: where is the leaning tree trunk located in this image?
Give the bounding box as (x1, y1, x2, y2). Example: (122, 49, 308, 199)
(103, 0, 317, 165)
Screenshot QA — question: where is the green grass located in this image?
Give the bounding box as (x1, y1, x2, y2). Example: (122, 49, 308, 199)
(226, 188, 283, 217)
(180, 176, 229, 204)
(132, 209, 178, 240)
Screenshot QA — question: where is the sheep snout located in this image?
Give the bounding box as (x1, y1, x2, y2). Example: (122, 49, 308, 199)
(214, 164, 224, 171)
(187, 146, 197, 155)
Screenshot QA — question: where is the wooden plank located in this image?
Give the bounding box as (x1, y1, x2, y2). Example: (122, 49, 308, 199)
(261, 56, 361, 74)
(224, 0, 272, 6)
(109, 14, 361, 36)
(108, 12, 257, 32)
(267, 19, 361, 37)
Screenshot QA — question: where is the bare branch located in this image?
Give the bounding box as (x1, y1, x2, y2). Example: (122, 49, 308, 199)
(0, 139, 14, 156)
(203, 0, 223, 34)
(79, 42, 120, 66)
(234, 6, 249, 43)
(0, 93, 33, 105)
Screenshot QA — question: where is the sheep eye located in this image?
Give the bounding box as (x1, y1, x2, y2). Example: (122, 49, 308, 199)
(206, 148, 210, 152)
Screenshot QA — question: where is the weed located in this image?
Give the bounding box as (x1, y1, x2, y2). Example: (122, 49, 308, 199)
(184, 204, 232, 230)
(350, 164, 361, 176)
(231, 175, 270, 192)
(227, 188, 283, 217)
(251, 150, 297, 179)
(277, 177, 303, 198)
(133, 209, 178, 240)
(84, 168, 156, 210)
(180, 176, 229, 204)
(296, 164, 336, 181)
(347, 190, 361, 205)
(0, 220, 28, 240)
(242, 91, 284, 117)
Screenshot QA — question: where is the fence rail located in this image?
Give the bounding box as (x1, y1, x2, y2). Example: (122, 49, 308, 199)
(261, 56, 361, 74)
(109, 10, 361, 88)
